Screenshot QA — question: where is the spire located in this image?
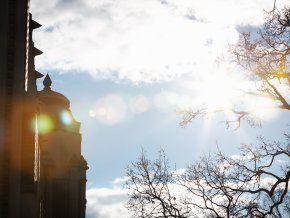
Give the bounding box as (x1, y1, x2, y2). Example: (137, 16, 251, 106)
(33, 47, 43, 56)
(31, 19, 42, 30)
(35, 70, 44, 79)
(29, 13, 42, 30)
(43, 74, 52, 90)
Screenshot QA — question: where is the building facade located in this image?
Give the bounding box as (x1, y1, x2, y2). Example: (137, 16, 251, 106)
(0, 1, 88, 218)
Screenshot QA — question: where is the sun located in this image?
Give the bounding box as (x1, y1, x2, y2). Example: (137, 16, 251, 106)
(195, 72, 240, 112)
(191, 71, 279, 123)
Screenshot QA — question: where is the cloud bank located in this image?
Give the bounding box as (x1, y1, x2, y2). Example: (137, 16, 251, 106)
(86, 177, 130, 218)
(86, 187, 129, 218)
(30, 0, 286, 83)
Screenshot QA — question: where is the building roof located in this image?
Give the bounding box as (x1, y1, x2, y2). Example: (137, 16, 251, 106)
(38, 74, 70, 108)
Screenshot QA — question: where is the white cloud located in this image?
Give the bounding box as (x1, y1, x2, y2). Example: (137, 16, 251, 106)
(86, 177, 131, 218)
(162, 0, 279, 26)
(30, 0, 286, 83)
(86, 187, 129, 218)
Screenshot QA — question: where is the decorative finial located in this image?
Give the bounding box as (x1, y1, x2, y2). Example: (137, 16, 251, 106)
(43, 74, 52, 90)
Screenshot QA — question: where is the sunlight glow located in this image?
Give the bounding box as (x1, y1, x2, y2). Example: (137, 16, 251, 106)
(194, 72, 240, 112)
(154, 91, 193, 112)
(246, 96, 278, 120)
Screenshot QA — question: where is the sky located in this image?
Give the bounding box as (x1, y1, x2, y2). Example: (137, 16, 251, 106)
(30, 0, 289, 217)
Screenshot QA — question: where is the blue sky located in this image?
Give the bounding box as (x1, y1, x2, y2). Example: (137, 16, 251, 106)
(31, 0, 289, 217)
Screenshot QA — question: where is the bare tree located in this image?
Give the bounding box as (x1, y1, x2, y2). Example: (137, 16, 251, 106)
(125, 150, 193, 218)
(180, 3, 290, 128)
(125, 135, 290, 218)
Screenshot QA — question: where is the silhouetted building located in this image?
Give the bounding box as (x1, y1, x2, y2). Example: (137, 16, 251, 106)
(0, 1, 88, 218)
(38, 74, 88, 218)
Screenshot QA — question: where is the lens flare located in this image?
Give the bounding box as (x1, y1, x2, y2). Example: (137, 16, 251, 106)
(154, 91, 178, 111)
(35, 114, 54, 134)
(89, 109, 96, 117)
(129, 95, 150, 113)
(91, 94, 127, 125)
(60, 110, 72, 125)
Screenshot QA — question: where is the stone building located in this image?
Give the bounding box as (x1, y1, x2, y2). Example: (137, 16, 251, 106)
(0, 0, 88, 218)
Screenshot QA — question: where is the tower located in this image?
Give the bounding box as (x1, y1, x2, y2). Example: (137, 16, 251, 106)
(0, 0, 33, 217)
(0, 1, 88, 218)
(38, 74, 88, 218)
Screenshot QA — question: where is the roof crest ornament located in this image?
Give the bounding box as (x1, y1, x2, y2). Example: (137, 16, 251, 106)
(43, 74, 52, 90)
